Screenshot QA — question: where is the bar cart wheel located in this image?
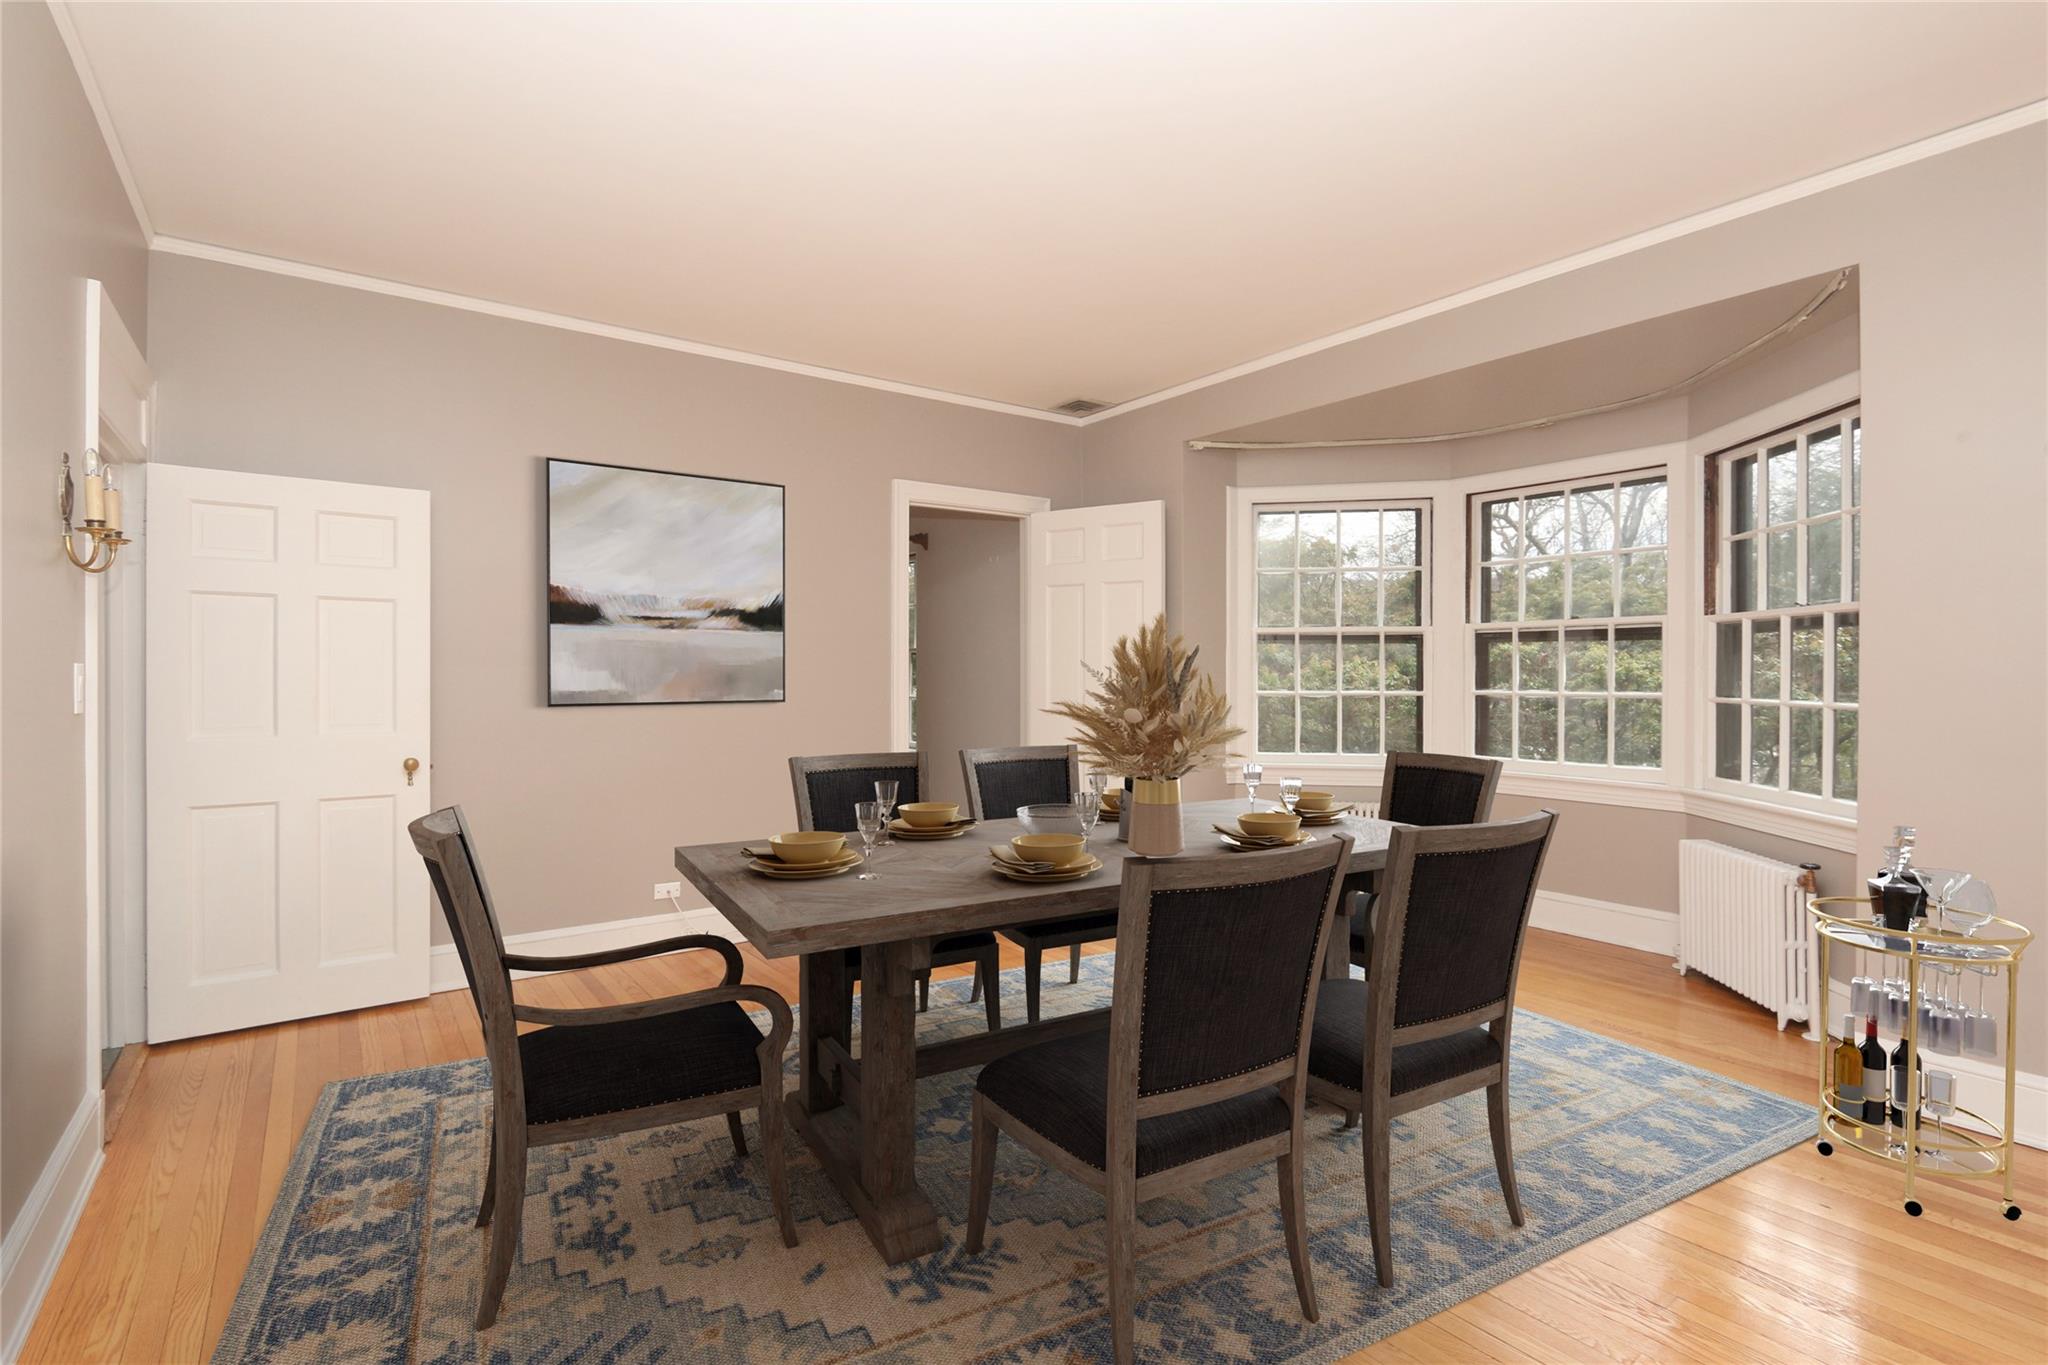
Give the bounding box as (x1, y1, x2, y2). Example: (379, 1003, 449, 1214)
(1904, 1200, 1923, 1217)
(1815, 1140, 1833, 1156)
(2003, 1204, 2022, 1221)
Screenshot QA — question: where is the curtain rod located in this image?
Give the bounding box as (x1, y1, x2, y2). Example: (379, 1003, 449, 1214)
(1188, 269, 1852, 452)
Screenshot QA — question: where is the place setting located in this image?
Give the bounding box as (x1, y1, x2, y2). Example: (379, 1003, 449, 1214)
(740, 830, 866, 879)
(989, 831, 1104, 883)
(886, 800, 977, 840)
(1214, 807, 1318, 852)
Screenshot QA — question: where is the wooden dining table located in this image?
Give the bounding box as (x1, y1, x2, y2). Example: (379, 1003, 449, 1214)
(675, 799, 1396, 1265)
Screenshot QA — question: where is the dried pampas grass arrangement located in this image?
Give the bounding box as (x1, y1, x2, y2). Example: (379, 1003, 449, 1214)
(1045, 614, 1243, 779)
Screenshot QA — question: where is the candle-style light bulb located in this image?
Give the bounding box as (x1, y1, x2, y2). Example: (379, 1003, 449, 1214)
(82, 452, 106, 526)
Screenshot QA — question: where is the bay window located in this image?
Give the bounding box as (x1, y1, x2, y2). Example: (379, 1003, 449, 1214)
(1252, 503, 1427, 757)
(1472, 473, 1668, 769)
(1711, 408, 1860, 803)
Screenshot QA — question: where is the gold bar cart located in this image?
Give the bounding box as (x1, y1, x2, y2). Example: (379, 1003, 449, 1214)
(1809, 895, 2030, 1219)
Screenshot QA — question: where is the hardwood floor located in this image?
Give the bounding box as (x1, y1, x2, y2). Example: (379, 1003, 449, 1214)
(23, 928, 2047, 1362)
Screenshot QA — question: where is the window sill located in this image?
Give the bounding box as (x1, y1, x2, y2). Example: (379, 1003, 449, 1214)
(1239, 758, 1857, 853)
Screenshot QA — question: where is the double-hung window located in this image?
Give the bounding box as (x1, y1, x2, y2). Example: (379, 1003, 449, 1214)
(1711, 408, 1860, 803)
(1472, 473, 1668, 768)
(1252, 503, 1427, 757)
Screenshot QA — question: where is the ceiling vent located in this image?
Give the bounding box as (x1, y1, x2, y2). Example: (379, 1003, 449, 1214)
(1051, 397, 1110, 417)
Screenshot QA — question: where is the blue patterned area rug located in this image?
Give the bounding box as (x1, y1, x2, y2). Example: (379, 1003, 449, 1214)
(215, 957, 1810, 1363)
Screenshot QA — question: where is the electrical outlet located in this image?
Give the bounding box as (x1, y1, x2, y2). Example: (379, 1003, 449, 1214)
(653, 881, 682, 901)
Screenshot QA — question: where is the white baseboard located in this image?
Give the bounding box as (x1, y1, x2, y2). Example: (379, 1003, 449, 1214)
(428, 905, 740, 993)
(1823, 980, 2047, 1152)
(1530, 889, 1679, 957)
(2, 1092, 104, 1360)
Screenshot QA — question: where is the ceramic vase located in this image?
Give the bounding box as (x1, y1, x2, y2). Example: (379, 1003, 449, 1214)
(1128, 777, 1184, 856)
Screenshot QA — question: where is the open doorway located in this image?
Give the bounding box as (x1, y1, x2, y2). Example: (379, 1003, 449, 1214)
(888, 481, 1049, 797)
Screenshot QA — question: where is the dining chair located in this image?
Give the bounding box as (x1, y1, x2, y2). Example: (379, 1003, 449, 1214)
(1347, 751, 1504, 970)
(960, 744, 1115, 1021)
(966, 833, 1353, 1365)
(1307, 810, 1556, 1287)
(410, 806, 796, 1330)
(789, 750, 1001, 1027)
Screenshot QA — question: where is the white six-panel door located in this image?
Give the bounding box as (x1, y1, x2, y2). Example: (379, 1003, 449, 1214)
(1023, 501, 1166, 745)
(146, 465, 431, 1041)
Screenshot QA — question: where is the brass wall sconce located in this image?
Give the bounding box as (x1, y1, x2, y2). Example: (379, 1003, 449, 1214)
(59, 450, 130, 573)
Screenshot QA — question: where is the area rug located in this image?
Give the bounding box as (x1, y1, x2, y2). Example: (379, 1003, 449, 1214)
(215, 958, 1811, 1363)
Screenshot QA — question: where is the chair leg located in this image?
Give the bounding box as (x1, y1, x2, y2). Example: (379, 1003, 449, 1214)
(1364, 1108, 1393, 1289)
(1487, 1079, 1525, 1227)
(1340, 1109, 1360, 1131)
(918, 969, 931, 1013)
(1277, 1143, 1319, 1322)
(1023, 945, 1043, 1024)
(980, 952, 1001, 1032)
(759, 1089, 797, 1248)
(476, 1121, 526, 1329)
(476, 1114, 498, 1228)
(1068, 941, 1082, 983)
(965, 1092, 997, 1254)
(725, 1111, 749, 1159)
(1106, 1167, 1138, 1365)
(968, 966, 983, 1003)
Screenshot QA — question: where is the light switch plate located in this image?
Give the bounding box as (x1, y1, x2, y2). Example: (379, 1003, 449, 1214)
(72, 662, 85, 715)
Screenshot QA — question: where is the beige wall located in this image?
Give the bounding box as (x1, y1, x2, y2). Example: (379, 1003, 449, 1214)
(908, 511, 1023, 806)
(0, 3, 153, 1232)
(145, 253, 1082, 947)
(1079, 125, 2047, 1070)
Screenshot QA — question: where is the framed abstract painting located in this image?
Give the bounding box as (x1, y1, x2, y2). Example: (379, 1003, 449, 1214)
(546, 458, 786, 705)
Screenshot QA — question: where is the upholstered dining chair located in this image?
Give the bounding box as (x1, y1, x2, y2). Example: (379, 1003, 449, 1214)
(789, 750, 1001, 1027)
(1307, 810, 1556, 1288)
(960, 744, 1115, 1021)
(966, 833, 1354, 1365)
(1346, 751, 1504, 970)
(410, 807, 796, 1330)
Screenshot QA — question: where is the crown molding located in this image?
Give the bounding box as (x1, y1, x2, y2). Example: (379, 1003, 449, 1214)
(48, 0, 154, 240)
(147, 237, 1084, 426)
(1075, 99, 2048, 427)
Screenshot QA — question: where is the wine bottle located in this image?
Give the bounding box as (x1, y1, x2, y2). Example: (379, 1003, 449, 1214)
(1833, 1013, 1864, 1115)
(1890, 1035, 1923, 1130)
(1859, 1017, 1889, 1127)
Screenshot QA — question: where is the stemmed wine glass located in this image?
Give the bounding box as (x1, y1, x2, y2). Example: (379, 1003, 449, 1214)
(1280, 777, 1304, 815)
(1074, 790, 1102, 848)
(874, 779, 900, 844)
(1242, 762, 1264, 809)
(854, 801, 884, 879)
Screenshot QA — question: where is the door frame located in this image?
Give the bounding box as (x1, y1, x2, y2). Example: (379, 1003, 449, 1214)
(887, 480, 1050, 752)
(85, 280, 154, 1082)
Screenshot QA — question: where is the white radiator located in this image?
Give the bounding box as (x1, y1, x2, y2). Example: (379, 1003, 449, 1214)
(1676, 839, 1820, 1038)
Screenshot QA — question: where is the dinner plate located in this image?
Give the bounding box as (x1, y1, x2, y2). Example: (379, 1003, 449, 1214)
(1298, 807, 1355, 825)
(1215, 829, 1316, 851)
(989, 849, 1104, 882)
(887, 818, 976, 839)
(747, 849, 864, 878)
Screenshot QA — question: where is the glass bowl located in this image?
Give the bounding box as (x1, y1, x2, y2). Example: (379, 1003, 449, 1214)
(1016, 803, 1085, 836)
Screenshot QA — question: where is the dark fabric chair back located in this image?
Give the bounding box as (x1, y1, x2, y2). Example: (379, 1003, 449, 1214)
(1378, 752, 1503, 827)
(959, 745, 1078, 821)
(789, 751, 927, 833)
(410, 807, 521, 1072)
(1372, 813, 1555, 1030)
(1113, 836, 1351, 1104)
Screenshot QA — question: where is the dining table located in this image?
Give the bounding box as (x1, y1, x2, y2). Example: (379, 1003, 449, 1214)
(674, 798, 1396, 1265)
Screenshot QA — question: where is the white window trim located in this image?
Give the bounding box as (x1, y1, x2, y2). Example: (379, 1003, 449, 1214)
(1223, 379, 1860, 853)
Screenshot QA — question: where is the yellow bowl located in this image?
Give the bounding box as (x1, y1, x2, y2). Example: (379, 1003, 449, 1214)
(1012, 833, 1088, 867)
(898, 802, 960, 829)
(769, 831, 847, 865)
(1238, 811, 1303, 839)
(1294, 791, 1337, 812)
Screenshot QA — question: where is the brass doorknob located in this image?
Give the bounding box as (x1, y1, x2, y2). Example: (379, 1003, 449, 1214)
(403, 757, 420, 787)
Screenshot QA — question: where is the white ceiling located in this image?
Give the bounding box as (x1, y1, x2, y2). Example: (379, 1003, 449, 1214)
(63, 2, 2046, 415)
